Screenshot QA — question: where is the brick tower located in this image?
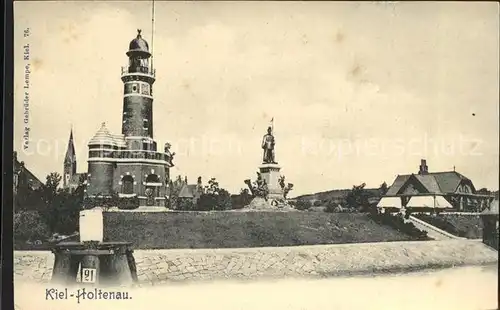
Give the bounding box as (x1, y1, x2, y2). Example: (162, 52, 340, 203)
(86, 30, 174, 207)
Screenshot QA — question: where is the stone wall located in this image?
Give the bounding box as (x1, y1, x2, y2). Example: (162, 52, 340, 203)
(14, 240, 498, 285)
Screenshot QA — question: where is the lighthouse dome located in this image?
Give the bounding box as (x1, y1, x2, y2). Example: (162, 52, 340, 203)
(128, 29, 149, 54)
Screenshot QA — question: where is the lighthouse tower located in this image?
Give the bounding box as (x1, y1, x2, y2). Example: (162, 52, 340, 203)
(121, 29, 155, 148)
(86, 30, 174, 207)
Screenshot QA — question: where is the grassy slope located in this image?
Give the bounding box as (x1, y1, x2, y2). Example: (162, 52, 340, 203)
(104, 211, 412, 249)
(414, 213, 483, 239)
(440, 214, 483, 239)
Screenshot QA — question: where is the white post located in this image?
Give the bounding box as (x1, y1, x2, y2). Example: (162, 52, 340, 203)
(79, 209, 103, 242)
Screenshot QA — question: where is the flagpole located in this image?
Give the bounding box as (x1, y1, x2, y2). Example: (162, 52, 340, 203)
(151, 0, 155, 71)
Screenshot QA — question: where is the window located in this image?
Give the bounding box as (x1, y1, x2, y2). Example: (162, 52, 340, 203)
(122, 175, 134, 194)
(130, 57, 140, 68)
(145, 174, 161, 197)
(146, 174, 160, 183)
(141, 84, 150, 95)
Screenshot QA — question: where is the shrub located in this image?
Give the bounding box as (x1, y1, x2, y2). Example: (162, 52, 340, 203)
(325, 201, 341, 213)
(177, 198, 196, 211)
(196, 190, 232, 211)
(14, 210, 50, 244)
(313, 200, 323, 207)
(344, 183, 371, 210)
(82, 194, 140, 210)
(230, 189, 253, 209)
(369, 213, 429, 240)
(294, 199, 312, 211)
(41, 190, 81, 235)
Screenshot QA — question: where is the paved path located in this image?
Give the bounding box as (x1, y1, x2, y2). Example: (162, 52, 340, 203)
(14, 265, 498, 310)
(407, 216, 461, 241)
(15, 240, 497, 285)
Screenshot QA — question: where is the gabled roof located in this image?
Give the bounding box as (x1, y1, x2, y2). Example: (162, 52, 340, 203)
(430, 171, 470, 193)
(385, 175, 410, 196)
(14, 155, 44, 189)
(414, 174, 441, 193)
(386, 171, 471, 196)
(178, 184, 199, 198)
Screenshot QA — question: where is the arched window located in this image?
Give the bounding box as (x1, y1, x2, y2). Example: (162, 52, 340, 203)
(122, 175, 134, 194)
(146, 174, 160, 183)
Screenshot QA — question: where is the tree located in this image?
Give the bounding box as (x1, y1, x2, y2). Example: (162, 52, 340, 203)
(45, 172, 61, 193)
(14, 210, 50, 244)
(344, 183, 370, 211)
(379, 182, 389, 195)
(230, 188, 253, 209)
(38, 172, 82, 234)
(477, 188, 491, 195)
(15, 186, 45, 211)
(196, 178, 232, 211)
(205, 178, 220, 195)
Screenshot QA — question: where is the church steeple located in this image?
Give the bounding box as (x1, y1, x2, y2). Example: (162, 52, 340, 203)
(63, 129, 77, 189)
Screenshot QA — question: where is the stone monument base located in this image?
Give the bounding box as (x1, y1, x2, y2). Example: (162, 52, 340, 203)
(239, 197, 296, 212)
(259, 163, 283, 200)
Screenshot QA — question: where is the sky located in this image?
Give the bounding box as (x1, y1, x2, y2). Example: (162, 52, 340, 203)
(14, 1, 499, 196)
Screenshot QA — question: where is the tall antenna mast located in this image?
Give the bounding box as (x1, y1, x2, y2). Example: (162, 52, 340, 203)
(151, 0, 155, 70)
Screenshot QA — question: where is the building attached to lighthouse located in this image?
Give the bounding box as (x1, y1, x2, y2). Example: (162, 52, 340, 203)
(85, 30, 174, 207)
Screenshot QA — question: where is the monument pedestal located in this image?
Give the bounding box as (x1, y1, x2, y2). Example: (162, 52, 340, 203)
(241, 196, 296, 211)
(259, 163, 283, 201)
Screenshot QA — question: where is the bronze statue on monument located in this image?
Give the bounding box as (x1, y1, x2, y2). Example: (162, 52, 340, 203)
(240, 119, 296, 211)
(262, 126, 277, 164)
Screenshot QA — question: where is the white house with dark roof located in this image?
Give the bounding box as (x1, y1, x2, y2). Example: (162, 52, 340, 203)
(378, 159, 495, 212)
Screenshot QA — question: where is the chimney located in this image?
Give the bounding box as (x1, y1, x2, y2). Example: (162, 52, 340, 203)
(419, 159, 428, 175)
